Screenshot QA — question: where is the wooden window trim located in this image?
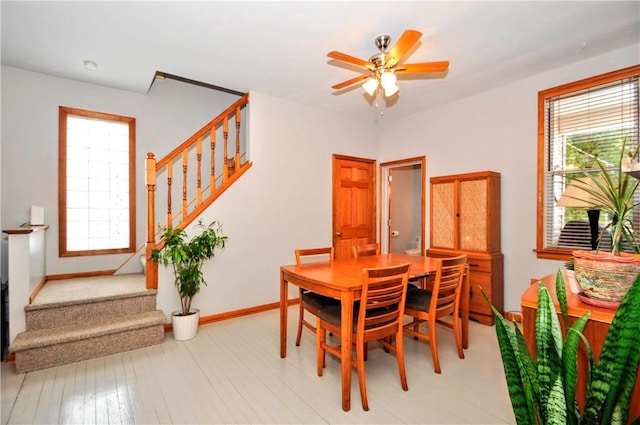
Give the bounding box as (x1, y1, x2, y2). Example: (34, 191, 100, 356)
(536, 64, 640, 260)
(58, 106, 136, 257)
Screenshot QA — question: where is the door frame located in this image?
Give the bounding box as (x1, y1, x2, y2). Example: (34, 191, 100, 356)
(380, 156, 426, 255)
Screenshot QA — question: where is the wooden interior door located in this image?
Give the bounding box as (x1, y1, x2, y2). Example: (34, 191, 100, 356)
(332, 154, 376, 260)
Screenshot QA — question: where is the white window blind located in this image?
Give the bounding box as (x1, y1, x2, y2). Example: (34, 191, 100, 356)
(542, 75, 640, 253)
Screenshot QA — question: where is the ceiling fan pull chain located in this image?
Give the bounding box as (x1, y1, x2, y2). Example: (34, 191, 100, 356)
(375, 86, 385, 119)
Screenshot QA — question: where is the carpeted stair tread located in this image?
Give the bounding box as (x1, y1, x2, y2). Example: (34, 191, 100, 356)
(25, 289, 157, 311)
(25, 290, 159, 330)
(10, 274, 166, 373)
(11, 310, 166, 352)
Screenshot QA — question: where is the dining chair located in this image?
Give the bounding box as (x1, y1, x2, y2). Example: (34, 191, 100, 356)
(351, 243, 380, 258)
(403, 254, 467, 373)
(294, 247, 340, 346)
(316, 263, 411, 411)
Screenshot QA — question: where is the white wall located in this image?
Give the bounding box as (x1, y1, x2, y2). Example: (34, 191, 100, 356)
(1, 66, 239, 279)
(156, 92, 379, 317)
(6, 229, 46, 340)
(379, 44, 640, 312)
(0, 66, 379, 319)
(4, 43, 638, 319)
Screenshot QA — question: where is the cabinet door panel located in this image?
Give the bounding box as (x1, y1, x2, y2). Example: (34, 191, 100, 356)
(459, 179, 487, 251)
(431, 182, 455, 249)
(469, 271, 492, 317)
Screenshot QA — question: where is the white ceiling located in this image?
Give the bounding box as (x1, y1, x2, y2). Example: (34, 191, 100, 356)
(2, 1, 639, 123)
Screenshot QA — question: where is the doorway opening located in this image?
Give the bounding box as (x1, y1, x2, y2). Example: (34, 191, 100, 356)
(380, 157, 426, 255)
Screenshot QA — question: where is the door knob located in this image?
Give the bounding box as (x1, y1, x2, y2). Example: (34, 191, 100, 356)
(336, 232, 342, 236)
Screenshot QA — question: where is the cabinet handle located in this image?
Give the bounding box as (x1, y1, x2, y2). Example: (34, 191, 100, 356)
(469, 263, 480, 267)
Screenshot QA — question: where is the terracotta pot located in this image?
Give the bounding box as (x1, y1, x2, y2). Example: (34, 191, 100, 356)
(171, 309, 200, 341)
(573, 250, 640, 303)
(565, 269, 581, 294)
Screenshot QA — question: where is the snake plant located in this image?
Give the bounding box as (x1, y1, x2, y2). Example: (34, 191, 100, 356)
(485, 271, 640, 425)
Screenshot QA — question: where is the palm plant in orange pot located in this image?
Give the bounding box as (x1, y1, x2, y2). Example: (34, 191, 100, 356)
(565, 140, 640, 305)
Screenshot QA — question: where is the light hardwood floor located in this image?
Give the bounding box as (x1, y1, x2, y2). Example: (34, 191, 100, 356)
(2, 306, 515, 424)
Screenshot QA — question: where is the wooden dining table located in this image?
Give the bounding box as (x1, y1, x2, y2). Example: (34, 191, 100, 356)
(279, 253, 470, 411)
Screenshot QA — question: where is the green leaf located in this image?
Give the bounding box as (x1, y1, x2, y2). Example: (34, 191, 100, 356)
(585, 276, 640, 425)
(562, 313, 591, 425)
(151, 219, 227, 315)
(555, 269, 569, 324)
(546, 375, 567, 425)
(493, 305, 536, 425)
(514, 323, 541, 419)
(536, 283, 563, 418)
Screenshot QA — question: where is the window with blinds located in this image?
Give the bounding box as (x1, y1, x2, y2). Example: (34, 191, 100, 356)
(537, 65, 640, 259)
(59, 106, 136, 257)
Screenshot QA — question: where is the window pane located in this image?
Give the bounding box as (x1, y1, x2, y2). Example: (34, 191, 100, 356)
(59, 107, 135, 256)
(539, 69, 640, 257)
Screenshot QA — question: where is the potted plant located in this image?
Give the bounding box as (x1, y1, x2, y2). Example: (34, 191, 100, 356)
(151, 219, 228, 340)
(564, 140, 640, 304)
(484, 271, 640, 425)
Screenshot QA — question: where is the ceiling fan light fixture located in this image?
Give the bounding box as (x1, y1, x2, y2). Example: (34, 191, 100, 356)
(380, 71, 399, 96)
(363, 78, 379, 96)
(383, 83, 400, 97)
(380, 71, 396, 88)
(329, 29, 448, 101)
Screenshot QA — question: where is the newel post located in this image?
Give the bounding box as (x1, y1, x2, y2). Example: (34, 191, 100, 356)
(145, 153, 158, 290)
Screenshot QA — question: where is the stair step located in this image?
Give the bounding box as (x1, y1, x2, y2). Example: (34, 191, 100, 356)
(10, 310, 166, 373)
(25, 290, 158, 330)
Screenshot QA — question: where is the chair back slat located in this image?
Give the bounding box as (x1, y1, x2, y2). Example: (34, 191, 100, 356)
(359, 263, 410, 338)
(295, 247, 334, 265)
(352, 243, 380, 258)
(431, 255, 467, 315)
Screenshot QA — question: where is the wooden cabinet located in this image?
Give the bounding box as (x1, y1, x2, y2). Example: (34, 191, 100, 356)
(427, 171, 503, 325)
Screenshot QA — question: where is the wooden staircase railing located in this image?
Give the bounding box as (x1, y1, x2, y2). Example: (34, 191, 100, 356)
(144, 93, 251, 289)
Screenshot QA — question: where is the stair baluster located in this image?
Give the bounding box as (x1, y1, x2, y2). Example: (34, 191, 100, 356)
(145, 93, 251, 290)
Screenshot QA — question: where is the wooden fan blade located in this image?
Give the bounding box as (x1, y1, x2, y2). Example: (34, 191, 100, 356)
(327, 51, 374, 70)
(396, 61, 449, 74)
(332, 73, 370, 90)
(385, 29, 422, 67)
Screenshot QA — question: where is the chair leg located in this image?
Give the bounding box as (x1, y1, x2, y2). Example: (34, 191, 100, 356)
(452, 312, 464, 359)
(395, 330, 408, 391)
(356, 338, 369, 411)
(296, 288, 310, 346)
(429, 319, 441, 374)
(295, 301, 305, 346)
(316, 317, 326, 376)
(412, 319, 419, 340)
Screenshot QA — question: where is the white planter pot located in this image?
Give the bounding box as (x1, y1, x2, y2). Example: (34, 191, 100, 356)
(171, 309, 200, 341)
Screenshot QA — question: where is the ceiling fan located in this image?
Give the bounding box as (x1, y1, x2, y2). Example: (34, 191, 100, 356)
(327, 29, 449, 97)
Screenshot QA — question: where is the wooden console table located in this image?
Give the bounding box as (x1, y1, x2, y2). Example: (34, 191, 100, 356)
(521, 272, 639, 422)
